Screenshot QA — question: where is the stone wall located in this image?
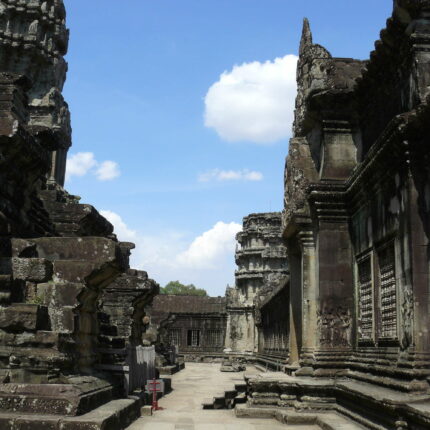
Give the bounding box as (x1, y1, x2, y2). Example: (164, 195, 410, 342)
(281, 4, 430, 393)
(147, 295, 227, 360)
(232, 3, 430, 428)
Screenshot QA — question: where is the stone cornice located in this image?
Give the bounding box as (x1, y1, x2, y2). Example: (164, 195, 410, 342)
(302, 101, 430, 219)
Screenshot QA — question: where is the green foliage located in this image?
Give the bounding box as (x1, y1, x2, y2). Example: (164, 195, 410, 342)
(160, 280, 208, 296)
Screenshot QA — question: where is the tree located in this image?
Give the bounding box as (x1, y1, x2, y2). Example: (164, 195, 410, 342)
(160, 281, 208, 296)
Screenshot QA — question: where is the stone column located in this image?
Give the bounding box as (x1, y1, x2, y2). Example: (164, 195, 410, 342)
(298, 230, 319, 368)
(287, 239, 302, 366)
(314, 219, 354, 373)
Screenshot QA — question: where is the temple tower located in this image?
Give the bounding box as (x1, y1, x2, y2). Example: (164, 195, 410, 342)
(225, 212, 288, 353)
(0, 0, 71, 186)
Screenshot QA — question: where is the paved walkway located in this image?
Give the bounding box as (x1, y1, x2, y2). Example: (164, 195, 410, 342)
(126, 362, 318, 430)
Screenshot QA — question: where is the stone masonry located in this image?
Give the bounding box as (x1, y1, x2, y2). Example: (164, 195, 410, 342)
(147, 295, 226, 366)
(225, 213, 288, 354)
(238, 1, 430, 429)
(0, 0, 71, 186)
(0, 1, 160, 429)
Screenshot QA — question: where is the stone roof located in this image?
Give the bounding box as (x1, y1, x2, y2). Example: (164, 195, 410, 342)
(151, 295, 227, 315)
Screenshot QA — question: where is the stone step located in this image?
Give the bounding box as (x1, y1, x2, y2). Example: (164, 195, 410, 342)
(41, 201, 113, 237)
(202, 385, 244, 410)
(235, 404, 277, 419)
(234, 382, 247, 392)
(212, 395, 226, 409)
(316, 413, 368, 430)
(201, 398, 214, 409)
(233, 392, 247, 405)
(0, 397, 140, 430)
(235, 405, 368, 429)
(224, 389, 237, 400)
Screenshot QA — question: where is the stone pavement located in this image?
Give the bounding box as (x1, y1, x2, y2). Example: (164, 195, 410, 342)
(126, 363, 319, 430)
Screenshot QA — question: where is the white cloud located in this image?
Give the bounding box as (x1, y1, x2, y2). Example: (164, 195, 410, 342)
(96, 161, 121, 181)
(204, 54, 298, 144)
(176, 221, 242, 269)
(100, 210, 137, 241)
(65, 152, 121, 182)
(65, 152, 97, 180)
(101, 210, 241, 296)
(198, 168, 263, 183)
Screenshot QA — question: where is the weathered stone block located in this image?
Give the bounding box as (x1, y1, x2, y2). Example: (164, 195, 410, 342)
(51, 261, 121, 291)
(37, 282, 83, 307)
(0, 377, 113, 416)
(12, 258, 52, 282)
(33, 238, 120, 264)
(15, 416, 59, 430)
(41, 202, 114, 238)
(0, 304, 49, 332)
(49, 306, 75, 333)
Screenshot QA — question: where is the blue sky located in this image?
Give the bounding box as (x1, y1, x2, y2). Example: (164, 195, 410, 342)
(63, 0, 393, 296)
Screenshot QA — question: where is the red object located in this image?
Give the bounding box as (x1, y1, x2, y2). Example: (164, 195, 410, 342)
(148, 378, 164, 411)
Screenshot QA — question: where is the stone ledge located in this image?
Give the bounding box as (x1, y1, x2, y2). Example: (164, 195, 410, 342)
(0, 398, 140, 430)
(235, 405, 369, 429)
(0, 376, 113, 416)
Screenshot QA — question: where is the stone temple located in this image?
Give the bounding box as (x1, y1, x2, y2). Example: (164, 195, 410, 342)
(225, 212, 289, 356)
(1, 0, 430, 429)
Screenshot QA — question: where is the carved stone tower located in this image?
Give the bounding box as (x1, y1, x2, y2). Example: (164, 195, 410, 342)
(225, 212, 288, 353)
(0, 0, 71, 186)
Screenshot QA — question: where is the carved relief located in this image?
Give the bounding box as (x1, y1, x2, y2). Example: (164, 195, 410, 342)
(318, 307, 352, 347)
(283, 139, 313, 226)
(400, 285, 414, 350)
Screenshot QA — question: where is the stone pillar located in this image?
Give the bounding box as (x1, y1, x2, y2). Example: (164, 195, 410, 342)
(317, 221, 354, 349)
(298, 230, 319, 367)
(287, 240, 302, 365)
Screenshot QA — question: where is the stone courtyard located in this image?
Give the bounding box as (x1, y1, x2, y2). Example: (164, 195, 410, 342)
(0, 0, 430, 429)
(126, 363, 318, 430)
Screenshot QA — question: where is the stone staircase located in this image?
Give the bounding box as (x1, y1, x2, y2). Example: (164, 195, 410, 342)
(38, 188, 114, 238)
(202, 382, 247, 409)
(235, 405, 369, 430)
